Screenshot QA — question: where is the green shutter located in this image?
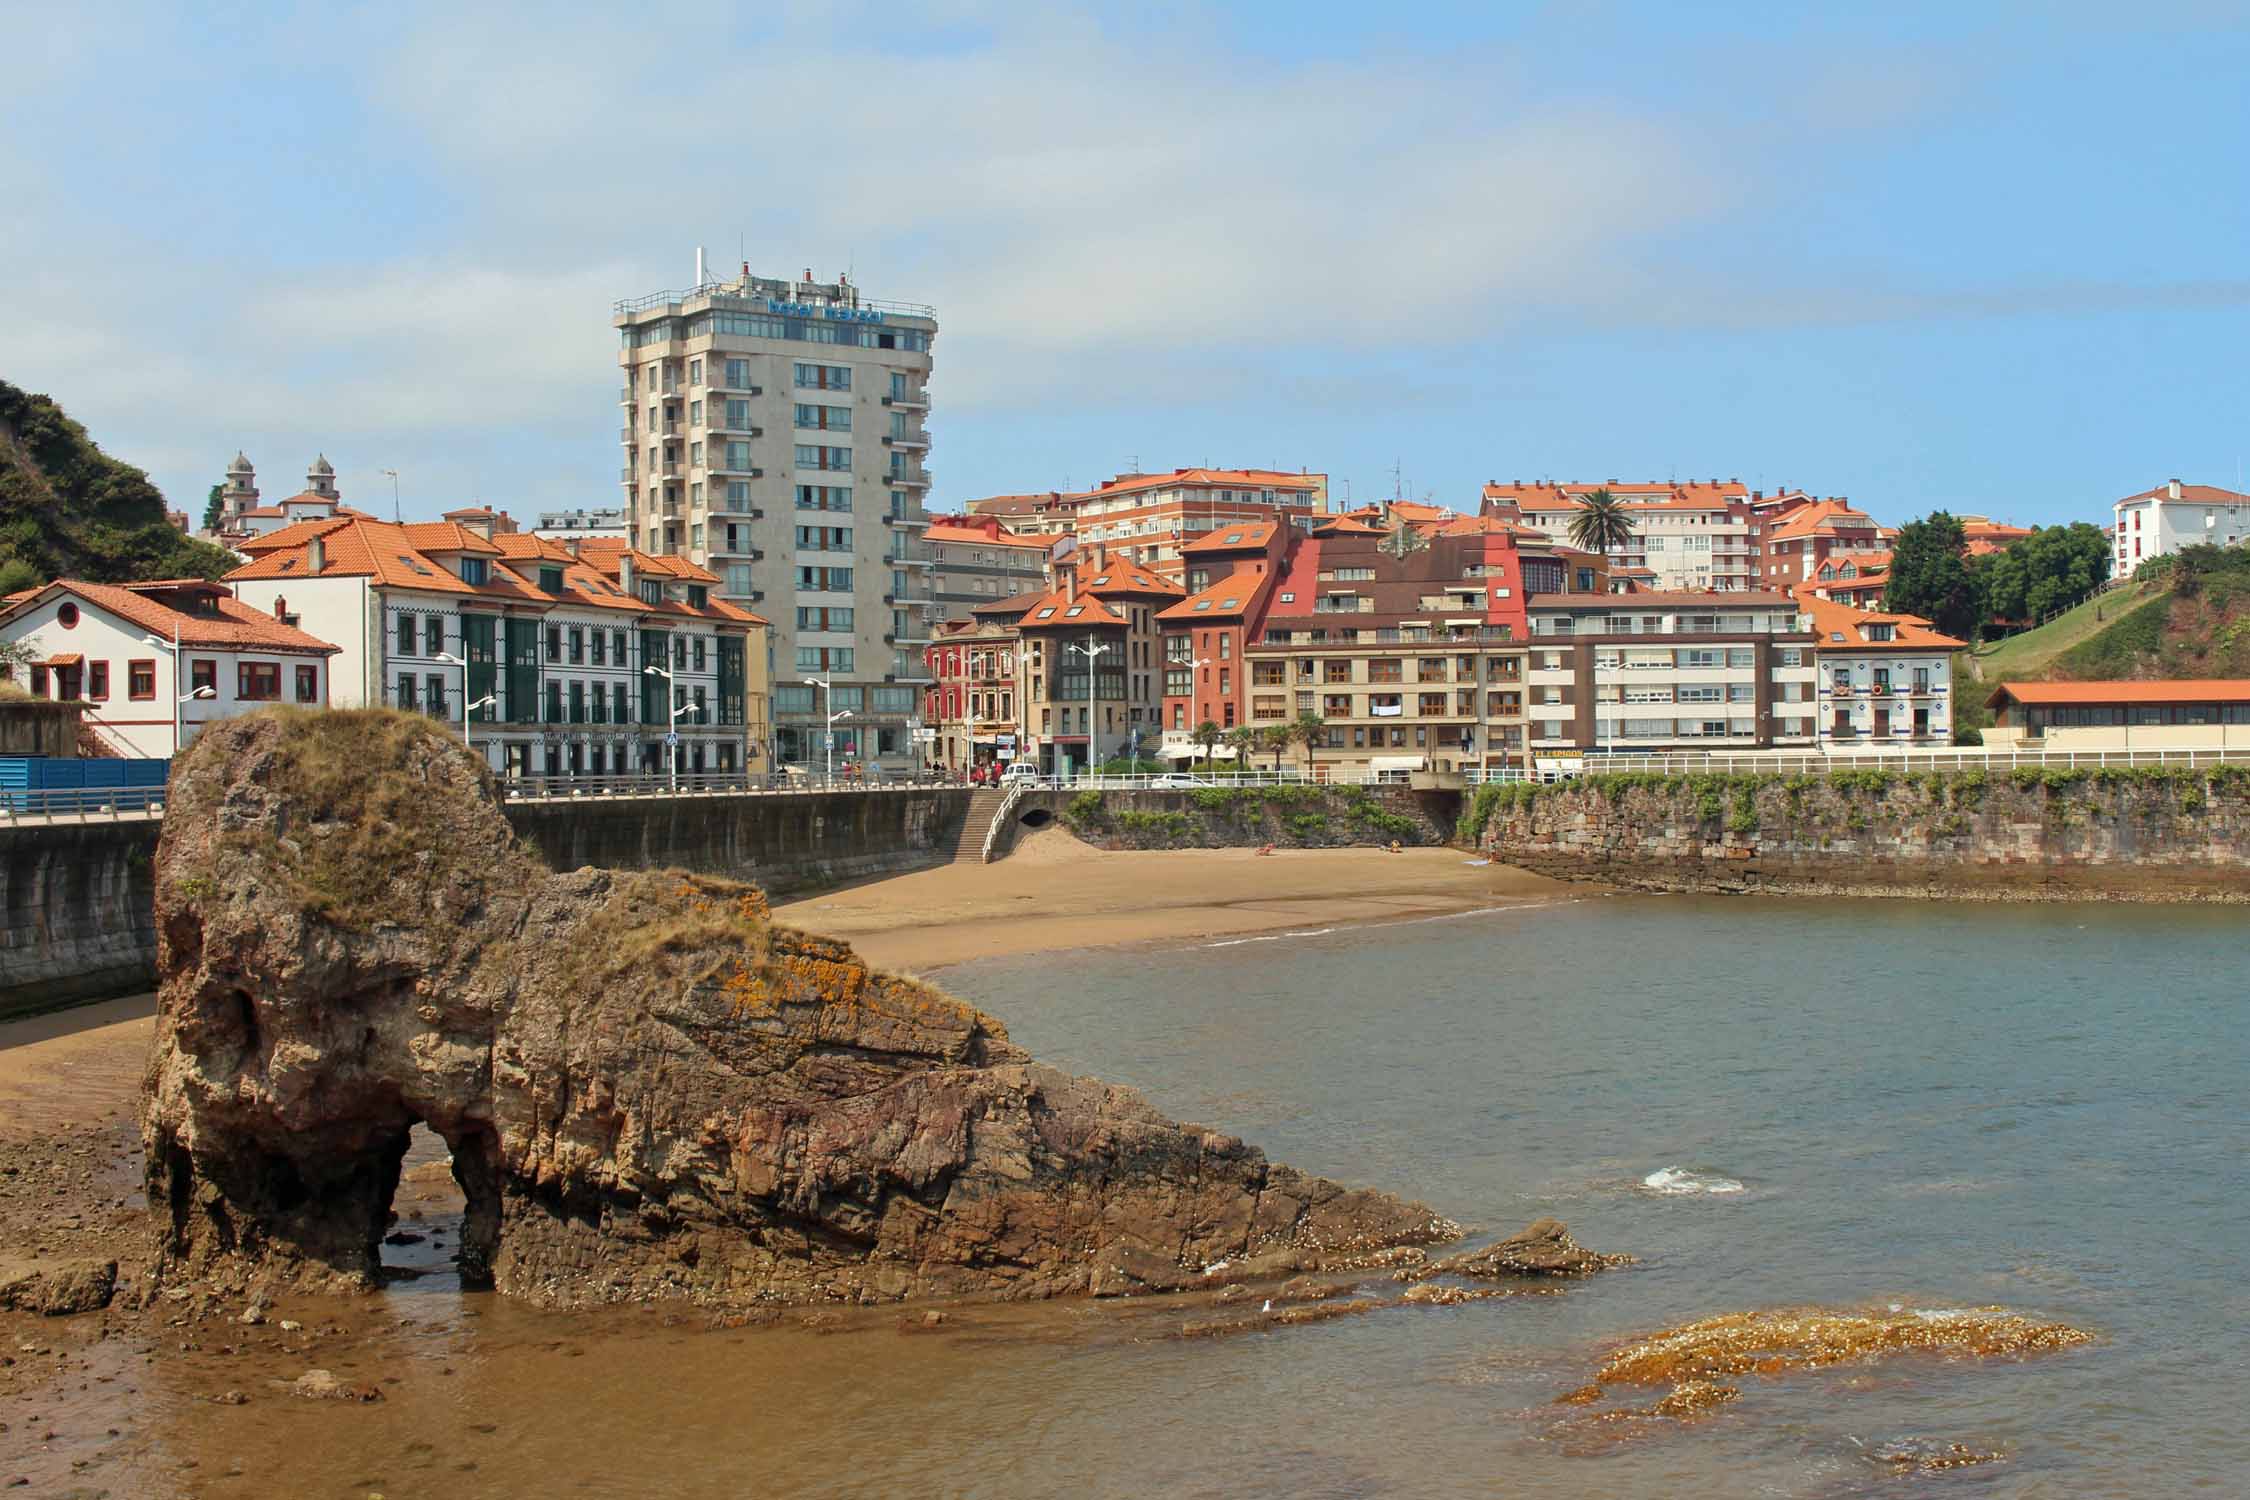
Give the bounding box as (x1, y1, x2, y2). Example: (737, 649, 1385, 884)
(640, 632, 667, 724)
(503, 618, 540, 724)
(718, 635, 746, 726)
(461, 614, 498, 721)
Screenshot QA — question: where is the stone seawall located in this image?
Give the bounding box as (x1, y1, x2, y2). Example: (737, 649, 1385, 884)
(1016, 784, 1457, 852)
(0, 789, 968, 1017)
(0, 819, 162, 1018)
(1467, 768, 2250, 902)
(502, 788, 968, 893)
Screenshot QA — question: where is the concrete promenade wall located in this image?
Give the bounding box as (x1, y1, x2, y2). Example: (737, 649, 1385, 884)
(1469, 768, 2250, 902)
(502, 788, 969, 893)
(0, 819, 162, 1018)
(0, 788, 968, 1018)
(1000, 784, 1459, 855)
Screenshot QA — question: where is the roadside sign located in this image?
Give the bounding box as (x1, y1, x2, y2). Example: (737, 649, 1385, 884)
(664, 731, 680, 748)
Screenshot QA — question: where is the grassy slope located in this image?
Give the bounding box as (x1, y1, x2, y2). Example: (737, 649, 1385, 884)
(1969, 578, 2168, 683)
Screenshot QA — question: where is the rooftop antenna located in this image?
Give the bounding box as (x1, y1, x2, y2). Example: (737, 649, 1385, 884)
(380, 468, 400, 524)
(695, 245, 707, 286)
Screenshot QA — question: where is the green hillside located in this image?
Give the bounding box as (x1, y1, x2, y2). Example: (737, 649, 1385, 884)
(1968, 577, 2169, 683)
(0, 378, 237, 592)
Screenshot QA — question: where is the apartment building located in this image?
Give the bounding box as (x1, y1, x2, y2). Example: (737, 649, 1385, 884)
(1804, 552, 1892, 609)
(964, 469, 1325, 584)
(924, 514, 1051, 621)
(228, 516, 766, 778)
(2111, 480, 2250, 579)
(924, 614, 1024, 773)
(1011, 546, 1181, 774)
(0, 578, 338, 758)
(535, 507, 627, 540)
(1238, 526, 1569, 778)
(1521, 593, 1818, 758)
(613, 261, 937, 771)
(1757, 499, 1887, 586)
(1483, 480, 1762, 591)
(1795, 588, 1961, 747)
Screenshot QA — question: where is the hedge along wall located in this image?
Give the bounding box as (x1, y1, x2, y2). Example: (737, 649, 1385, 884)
(1057, 784, 1453, 850)
(1463, 765, 2250, 902)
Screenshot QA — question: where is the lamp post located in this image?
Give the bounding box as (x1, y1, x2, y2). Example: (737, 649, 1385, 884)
(1179, 655, 1210, 768)
(669, 699, 704, 792)
(803, 675, 852, 785)
(463, 694, 495, 757)
(1068, 637, 1109, 779)
(381, 468, 401, 525)
(433, 652, 470, 735)
(141, 630, 189, 756)
(644, 664, 675, 786)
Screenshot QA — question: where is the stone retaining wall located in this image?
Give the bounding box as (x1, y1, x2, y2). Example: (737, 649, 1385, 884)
(1018, 785, 1456, 852)
(1468, 768, 2250, 901)
(0, 820, 161, 1018)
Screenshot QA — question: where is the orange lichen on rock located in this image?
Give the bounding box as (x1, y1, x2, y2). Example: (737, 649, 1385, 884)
(1873, 1442, 2007, 1474)
(1596, 1307, 2093, 1387)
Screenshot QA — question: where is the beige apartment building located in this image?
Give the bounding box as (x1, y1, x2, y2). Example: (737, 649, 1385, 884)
(1484, 481, 1762, 592)
(614, 261, 937, 770)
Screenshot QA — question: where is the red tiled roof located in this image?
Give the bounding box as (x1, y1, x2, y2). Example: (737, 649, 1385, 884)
(2115, 482, 2250, 507)
(1792, 585, 1963, 651)
(1157, 568, 1272, 621)
(923, 520, 1050, 550)
(1084, 468, 1320, 501)
(1, 580, 339, 654)
(1485, 480, 1750, 510)
(1181, 521, 1280, 553)
(1764, 500, 1881, 542)
(1991, 679, 2250, 707)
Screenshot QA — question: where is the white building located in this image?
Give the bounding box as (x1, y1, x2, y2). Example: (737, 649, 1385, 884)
(613, 259, 938, 772)
(0, 578, 339, 758)
(534, 507, 628, 540)
(1795, 588, 1962, 748)
(2111, 479, 2250, 579)
(227, 515, 768, 780)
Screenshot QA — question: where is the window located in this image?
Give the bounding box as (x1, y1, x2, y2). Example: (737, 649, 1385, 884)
(723, 358, 753, 389)
(461, 558, 489, 585)
(568, 626, 585, 663)
(796, 525, 853, 551)
(190, 659, 216, 694)
(794, 403, 850, 431)
(396, 673, 417, 709)
(396, 614, 416, 656)
(795, 647, 855, 673)
(546, 624, 563, 660)
(238, 662, 281, 701)
(798, 566, 853, 592)
(129, 659, 157, 700)
(87, 661, 109, 700)
(793, 362, 850, 390)
(795, 444, 851, 470)
(796, 484, 852, 512)
(295, 665, 318, 703)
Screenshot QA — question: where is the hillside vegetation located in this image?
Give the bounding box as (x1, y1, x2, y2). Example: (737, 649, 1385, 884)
(0, 378, 236, 593)
(1967, 548, 2250, 687)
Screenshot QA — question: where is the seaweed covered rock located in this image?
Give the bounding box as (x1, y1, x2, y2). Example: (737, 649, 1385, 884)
(143, 710, 1457, 1307)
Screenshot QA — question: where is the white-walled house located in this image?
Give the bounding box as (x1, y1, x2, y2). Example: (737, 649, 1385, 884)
(0, 578, 339, 758)
(227, 515, 769, 779)
(2111, 479, 2250, 579)
(1795, 588, 1963, 748)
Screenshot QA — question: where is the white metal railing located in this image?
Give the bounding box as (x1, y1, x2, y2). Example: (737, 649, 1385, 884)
(981, 781, 1029, 863)
(1478, 746, 2250, 779)
(1, 786, 169, 821)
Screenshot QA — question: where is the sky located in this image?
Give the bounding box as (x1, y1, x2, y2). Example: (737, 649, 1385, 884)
(3, 0, 2246, 530)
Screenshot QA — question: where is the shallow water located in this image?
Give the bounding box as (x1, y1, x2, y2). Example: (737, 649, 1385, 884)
(89, 894, 2250, 1495)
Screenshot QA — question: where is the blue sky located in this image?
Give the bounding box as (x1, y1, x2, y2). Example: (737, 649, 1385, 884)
(3, 1, 2245, 529)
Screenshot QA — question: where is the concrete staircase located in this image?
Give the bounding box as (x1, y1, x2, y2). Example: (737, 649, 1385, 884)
(951, 786, 1007, 863)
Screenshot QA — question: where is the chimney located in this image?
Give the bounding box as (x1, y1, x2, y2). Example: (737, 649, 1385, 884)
(460, 509, 495, 541)
(563, 537, 581, 558)
(306, 535, 325, 575)
(619, 552, 636, 596)
(271, 595, 288, 621)
(1063, 561, 1078, 605)
(2169, 479, 2183, 499)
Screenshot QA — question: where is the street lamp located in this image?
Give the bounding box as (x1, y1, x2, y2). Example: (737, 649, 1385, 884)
(1179, 655, 1210, 769)
(803, 675, 852, 785)
(381, 468, 401, 524)
(644, 664, 678, 786)
(1069, 638, 1109, 779)
(668, 699, 705, 792)
(463, 694, 495, 755)
(433, 652, 468, 729)
(142, 632, 190, 755)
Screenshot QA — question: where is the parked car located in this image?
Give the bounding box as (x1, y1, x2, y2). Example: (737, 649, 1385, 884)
(1000, 762, 1045, 786)
(1150, 773, 1208, 789)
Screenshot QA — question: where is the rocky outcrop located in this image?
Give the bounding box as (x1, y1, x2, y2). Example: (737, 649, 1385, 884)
(142, 710, 1457, 1308)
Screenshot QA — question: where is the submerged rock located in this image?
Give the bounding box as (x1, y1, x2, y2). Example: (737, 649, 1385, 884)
(142, 710, 1458, 1309)
(1430, 1218, 1626, 1279)
(1595, 1306, 2092, 1386)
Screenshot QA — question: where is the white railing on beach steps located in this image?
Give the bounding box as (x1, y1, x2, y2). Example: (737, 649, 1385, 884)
(980, 781, 1030, 863)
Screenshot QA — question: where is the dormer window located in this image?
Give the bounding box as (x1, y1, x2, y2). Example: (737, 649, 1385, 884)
(1864, 622, 1895, 642)
(538, 565, 564, 592)
(687, 585, 708, 608)
(640, 581, 663, 606)
(461, 558, 490, 585)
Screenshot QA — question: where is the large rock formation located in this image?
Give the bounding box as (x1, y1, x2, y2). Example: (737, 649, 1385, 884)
(143, 711, 1456, 1307)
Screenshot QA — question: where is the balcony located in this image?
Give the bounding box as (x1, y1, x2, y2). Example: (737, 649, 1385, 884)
(881, 433, 931, 452)
(885, 626, 936, 646)
(618, 387, 633, 404)
(618, 467, 635, 483)
(618, 426, 633, 444)
(882, 391, 930, 411)
(885, 550, 934, 570)
(708, 457, 763, 477)
(888, 465, 932, 489)
(884, 510, 930, 529)
(883, 590, 933, 606)
(712, 379, 763, 396)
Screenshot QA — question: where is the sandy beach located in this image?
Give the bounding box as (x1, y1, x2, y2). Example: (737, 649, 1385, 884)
(0, 837, 1568, 1137)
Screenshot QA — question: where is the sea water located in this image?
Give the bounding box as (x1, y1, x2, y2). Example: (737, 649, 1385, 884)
(101, 893, 2250, 1496)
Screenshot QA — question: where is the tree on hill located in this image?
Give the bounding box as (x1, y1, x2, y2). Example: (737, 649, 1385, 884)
(1567, 489, 1637, 554)
(1980, 522, 2110, 623)
(201, 482, 225, 534)
(0, 378, 238, 586)
(1884, 512, 1985, 640)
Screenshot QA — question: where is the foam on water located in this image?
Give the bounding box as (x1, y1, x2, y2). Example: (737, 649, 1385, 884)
(1641, 1167, 1746, 1196)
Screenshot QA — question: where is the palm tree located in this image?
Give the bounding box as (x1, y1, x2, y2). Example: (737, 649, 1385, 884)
(1567, 488, 1637, 557)
(1192, 718, 1221, 771)
(1259, 723, 1291, 772)
(1288, 712, 1326, 779)
(1222, 725, 1259, 774)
